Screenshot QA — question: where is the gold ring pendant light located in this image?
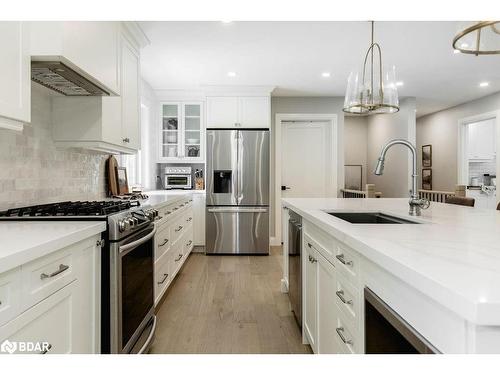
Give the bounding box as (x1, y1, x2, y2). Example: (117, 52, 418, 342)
(453, 21, 500, 55)
(343, 21, 400, 115)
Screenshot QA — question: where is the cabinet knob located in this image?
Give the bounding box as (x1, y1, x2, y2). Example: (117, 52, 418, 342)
(122, 137, 130, 143)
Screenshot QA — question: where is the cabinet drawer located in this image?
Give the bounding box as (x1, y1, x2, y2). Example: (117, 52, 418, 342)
(0, 281, 76, 354)
(155, 225, 171, 262)
(154, 255, 171, 305)
(0, 267, 22, 326)
(334, 274, 360, 331)
(334, 308, 360, 354)
(21, 245, 79, 311)
(334, 243, 359, 285)
(170, 243, 185, 279)
(304, 222, 336, 262)
(182, 227, 194, 256)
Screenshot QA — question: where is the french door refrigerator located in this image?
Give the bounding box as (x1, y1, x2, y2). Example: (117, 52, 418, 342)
(206, 129, 270, 254)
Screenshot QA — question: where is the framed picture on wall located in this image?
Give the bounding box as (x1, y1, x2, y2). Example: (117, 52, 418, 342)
(422, 144, 432, 167)
(344, 165, 363, 190)
(422, 168, 432, 190)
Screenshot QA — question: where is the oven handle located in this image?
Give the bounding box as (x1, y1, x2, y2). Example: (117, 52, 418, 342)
(119, 227, 157, 254)
(138, 315, 157, 354)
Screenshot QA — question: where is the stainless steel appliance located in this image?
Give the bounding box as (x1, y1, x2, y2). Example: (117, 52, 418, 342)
(288, 210, 302, 327)
(0, 200, 159, 354)
(206, 129, 270, 255)
(364, 288, 439, 353)
(165, 166, 192, 189)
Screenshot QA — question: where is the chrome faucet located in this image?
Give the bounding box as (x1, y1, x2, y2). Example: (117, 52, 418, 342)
(374, 139, 430, 216)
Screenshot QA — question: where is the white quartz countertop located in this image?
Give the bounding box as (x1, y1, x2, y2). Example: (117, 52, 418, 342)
(282, 197, 500, 325)
(0, 221, 106, 274)
(143, 190, 201, 208)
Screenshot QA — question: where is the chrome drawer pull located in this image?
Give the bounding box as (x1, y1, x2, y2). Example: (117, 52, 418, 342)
(336, 327, 353, 345)
(336, 254, 353, 266)
(336, 290, 353, 305)
(186, 217, 193, 222)
(157, 273, 169, 285)
(40, 264, 69, 280)
(308, 255, 317, 263)
(307, 242, 312, 248)
(186, 240, 192, 246)
(175, 225, 183, 232)
(159, 238, 169, 247)
(40, 344, 52, 354)
(175, 254, 183, 262)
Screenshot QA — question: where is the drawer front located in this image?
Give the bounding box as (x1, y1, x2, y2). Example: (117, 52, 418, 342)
(21, 244, 80, 311)
(334, 243, 359, 285)
(0, 281, 77, 354)
(170, 242, 185, 279)
(334, 308, 360, 354)
(0, 268, 22, 326)
(334, 274, 360, 331)
(154, 255, 171, 305)
(155, 225, 171, 262)
(304, 222, 336, 262)
(182, 226, 194, 256)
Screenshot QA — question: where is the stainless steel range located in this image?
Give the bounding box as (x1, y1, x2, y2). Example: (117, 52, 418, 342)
(0, 200, 159, 354)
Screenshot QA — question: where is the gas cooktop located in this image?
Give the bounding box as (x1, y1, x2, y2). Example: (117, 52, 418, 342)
(0, 200, 140, 218)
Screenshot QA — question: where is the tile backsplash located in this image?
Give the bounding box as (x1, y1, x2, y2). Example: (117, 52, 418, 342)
(468, 160, 496, 185)
(0, 85, 107, 210)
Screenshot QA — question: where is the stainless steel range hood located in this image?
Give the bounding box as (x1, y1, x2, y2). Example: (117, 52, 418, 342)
(31, 59, 110, 96)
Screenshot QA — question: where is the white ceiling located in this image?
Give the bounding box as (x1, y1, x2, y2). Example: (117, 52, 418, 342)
(139, 21, 500, 117)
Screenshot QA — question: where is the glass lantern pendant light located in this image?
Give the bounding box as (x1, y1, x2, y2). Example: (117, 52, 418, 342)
(452, 21, 500, 55)
(343, 21, 399, 115)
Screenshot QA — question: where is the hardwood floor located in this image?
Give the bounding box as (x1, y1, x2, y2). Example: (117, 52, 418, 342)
(150, 247, 311, 354)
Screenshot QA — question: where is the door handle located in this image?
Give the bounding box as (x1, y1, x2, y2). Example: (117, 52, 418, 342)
(281, 185, 291, 191)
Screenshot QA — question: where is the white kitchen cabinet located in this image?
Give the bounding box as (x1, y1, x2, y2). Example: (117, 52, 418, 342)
(193, 193, 206, 246)
(0, 22, 30, 131)
(158, 102, 204, 162)
(52, 27, 141, 154)
(317, 251, 338, 354)
(0, 235, 101, 354)
(303, 239, 318, 352)
(207, 96, 270, 128)
(468, 119, 496, 161)
(30, 21, 121, 95)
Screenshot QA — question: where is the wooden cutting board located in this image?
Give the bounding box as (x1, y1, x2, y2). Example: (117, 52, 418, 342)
(107, 155, 119, 196)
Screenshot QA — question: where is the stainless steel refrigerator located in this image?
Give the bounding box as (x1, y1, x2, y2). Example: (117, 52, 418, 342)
(206, 129, 270, 255)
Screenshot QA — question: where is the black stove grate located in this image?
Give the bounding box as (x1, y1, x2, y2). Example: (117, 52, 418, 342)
(0, 200, 140, 217)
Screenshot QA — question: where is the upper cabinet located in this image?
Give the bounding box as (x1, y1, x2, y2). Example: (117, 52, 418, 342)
(52, 24, 145, 154)
(468, 119, 496, 161)
(0, 22, 30, 131)
(30, 22, 121, 96)
(207, 96, 270, 128)
(159, 102, 204, 162)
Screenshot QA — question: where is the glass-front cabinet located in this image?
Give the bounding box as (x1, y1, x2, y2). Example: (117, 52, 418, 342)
(159, 102, 204, 162)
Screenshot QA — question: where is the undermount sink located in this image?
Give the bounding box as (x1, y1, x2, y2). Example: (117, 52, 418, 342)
(326, 212, 419, 224)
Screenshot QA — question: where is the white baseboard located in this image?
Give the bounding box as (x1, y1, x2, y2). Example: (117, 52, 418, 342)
(270, 236, 281, 246)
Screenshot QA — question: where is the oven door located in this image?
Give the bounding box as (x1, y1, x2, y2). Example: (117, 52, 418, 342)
(165, 174, 191, 189)
(111, 225, 157, 353)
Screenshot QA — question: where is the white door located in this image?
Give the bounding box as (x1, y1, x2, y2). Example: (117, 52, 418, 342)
(281, 121, 334, 198)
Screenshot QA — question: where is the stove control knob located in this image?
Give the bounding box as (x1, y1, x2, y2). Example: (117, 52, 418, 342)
(127, 217, 135, 227)
(118, 219, 128, 232)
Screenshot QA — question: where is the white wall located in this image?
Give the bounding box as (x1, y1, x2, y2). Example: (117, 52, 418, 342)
(367, 98, 417, 198)
(416, 91, 500, 192)
(344, 116, 368, 188)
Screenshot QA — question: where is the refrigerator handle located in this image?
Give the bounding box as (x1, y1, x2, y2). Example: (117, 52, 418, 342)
(236, 131, 243, 204)
(207, 207, 268, 213)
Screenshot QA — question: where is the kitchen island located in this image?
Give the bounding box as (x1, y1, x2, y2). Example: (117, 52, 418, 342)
(282, 197, 500, 354)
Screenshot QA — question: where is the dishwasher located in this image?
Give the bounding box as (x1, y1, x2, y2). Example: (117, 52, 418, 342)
(288, 210, 302, 327)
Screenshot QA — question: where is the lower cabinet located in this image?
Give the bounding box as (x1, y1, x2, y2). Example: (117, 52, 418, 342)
(317, 250, 338, 354)
(0, 235, 101, 354)
(193, 193, 206, 246)
(303, 238, 318, 352)
(153, 197, 194, 306)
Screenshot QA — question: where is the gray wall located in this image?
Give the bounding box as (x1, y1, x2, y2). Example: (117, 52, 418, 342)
(344, 116, 368, 188)
(416, 91, 500, 191)
(271, 97, 345, 238)
(0, 84, 107, 210)
(367, 98, 416, 197)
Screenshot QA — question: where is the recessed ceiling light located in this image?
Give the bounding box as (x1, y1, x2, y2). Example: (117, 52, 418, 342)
(221, 20, 232, 24)
(453, 49, 460, 54)
(321, 72, 331, 78)
(479, 82, 489, 87)
(227, 71, 236, 77)
(396, 81, 404, 87)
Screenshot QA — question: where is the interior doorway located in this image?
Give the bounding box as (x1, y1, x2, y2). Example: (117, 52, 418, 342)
(274, 113, 339, 246)
(458, 111, 499, 209)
